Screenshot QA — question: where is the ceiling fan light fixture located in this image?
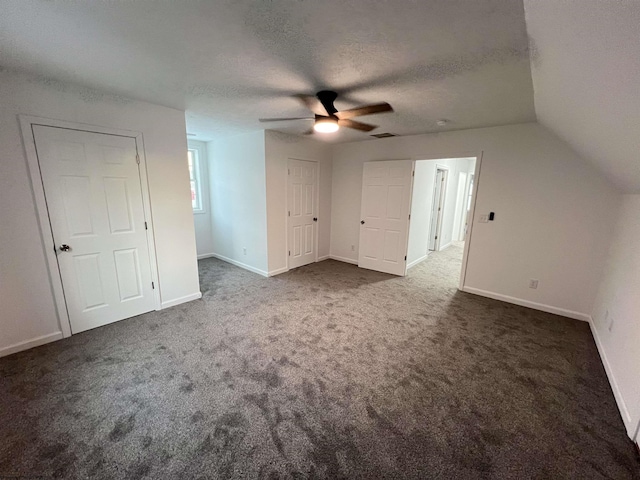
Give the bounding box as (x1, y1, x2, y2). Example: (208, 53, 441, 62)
(313, 117, 339, 133)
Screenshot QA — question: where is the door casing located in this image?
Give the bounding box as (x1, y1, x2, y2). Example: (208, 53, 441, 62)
(19, 115, 161, 338)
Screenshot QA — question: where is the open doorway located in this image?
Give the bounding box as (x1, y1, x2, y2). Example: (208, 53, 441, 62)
(428, 167, 448, 252)
(406, 157, 477, 284)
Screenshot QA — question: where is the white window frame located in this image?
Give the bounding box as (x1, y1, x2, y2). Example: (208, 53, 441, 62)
(187, 140, 206, 214)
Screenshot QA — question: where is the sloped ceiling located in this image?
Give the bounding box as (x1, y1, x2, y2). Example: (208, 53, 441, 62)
(0, 0, 535, 143)
(524, 0, 640, 193)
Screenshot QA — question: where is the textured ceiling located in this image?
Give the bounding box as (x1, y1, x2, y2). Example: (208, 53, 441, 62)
(524, 0, 640, 193)
(0, 0, 535, 143)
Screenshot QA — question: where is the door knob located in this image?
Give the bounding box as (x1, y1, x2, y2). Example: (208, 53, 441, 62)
(361, 220, 365, 225)
(59, 244, 71, 252)
(313, 217, 318, 222)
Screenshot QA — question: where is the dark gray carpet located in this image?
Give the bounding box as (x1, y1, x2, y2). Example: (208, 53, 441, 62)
(1, 244, 638, 479)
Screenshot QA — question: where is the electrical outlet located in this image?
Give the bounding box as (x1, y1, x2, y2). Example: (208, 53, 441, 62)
(243, 247, 247, 255)
(529, 279, 539, 289)
(351, 244, 355, 251)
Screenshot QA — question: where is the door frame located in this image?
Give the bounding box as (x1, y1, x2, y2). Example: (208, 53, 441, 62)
(409, 152, 483, 291)
(286, 157, 319, 271)
(19, 115, 161, 338)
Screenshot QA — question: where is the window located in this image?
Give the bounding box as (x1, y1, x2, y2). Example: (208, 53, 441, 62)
(187, 146, 203, 212)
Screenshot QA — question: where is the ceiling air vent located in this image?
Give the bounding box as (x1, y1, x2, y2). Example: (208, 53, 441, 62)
(370, 133, 397, 138)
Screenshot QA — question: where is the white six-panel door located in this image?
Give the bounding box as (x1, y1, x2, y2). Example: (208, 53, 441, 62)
(33, 125, 156, 333)
(358, 160, 413, 276)
(288, 159, 317, 269)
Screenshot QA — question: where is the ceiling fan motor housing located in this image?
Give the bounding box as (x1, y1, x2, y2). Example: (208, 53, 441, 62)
(316, 90, 339, 115)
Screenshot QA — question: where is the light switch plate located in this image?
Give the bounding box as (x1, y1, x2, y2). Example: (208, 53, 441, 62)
(479, 214, 489, 223)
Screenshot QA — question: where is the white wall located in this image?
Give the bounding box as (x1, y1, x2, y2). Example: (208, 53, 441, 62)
(330, 123, 619, 318)
(189, 140, 215, 257)
(210, 131, 269, 275)
(265, 131, 332, 275)
(590, 194, 640, 437)
(0, 69, 200, 356)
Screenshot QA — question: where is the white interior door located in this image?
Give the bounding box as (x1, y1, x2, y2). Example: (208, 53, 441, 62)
(428, 168, 446, 251)
(288, 159, 317, 269)
(358, 160, 413, 276)
(33, 125, 156, 334)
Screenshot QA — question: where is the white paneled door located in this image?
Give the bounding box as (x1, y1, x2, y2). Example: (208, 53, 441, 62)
(358, 160, 414, 276)
(33, 125, 156, 333)
(288, 159, 317, 269)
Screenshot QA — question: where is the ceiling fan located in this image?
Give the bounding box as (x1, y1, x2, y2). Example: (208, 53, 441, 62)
(259, 90, 393, 134)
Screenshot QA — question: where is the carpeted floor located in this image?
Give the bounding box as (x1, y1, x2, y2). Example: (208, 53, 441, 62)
(1, 244, 638, 479)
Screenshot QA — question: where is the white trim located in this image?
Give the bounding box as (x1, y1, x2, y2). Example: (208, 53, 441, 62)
(134, 134, 162, 311)
(210, 253, 269, 277)
(197, 253, 216, 260)
(407, 254, 429, 270)
(19, 115, 163, 334)
(588, 318, 635, 437)
(161, 292, 202, 309)
(268, 267, 289, 277)
(329, 255, 358, 265)
(461, 287, 591, 322)
(438, 242, 452, 251)
(0, 332, 64, 358)
(318, 255, 330, 261)
(402, 161, 417, 275)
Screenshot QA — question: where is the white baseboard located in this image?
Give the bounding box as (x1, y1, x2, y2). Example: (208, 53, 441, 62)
(161, 292, 202, 309)
(439, 242, 452, 251)
(318, 255, 330, 262)
(197, 253, 216, 260)
(588, 318, 635, 437)
(268, 267, 288, 277)
(329, 255, 358, 265)
(0, 331, 64, 358)
(461, 287, 591, 322)
(210, 253, 269, 277)
(407, 254, 429, 270)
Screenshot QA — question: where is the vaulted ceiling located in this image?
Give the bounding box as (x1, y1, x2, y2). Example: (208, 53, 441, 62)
(524, 0, 640, 193)
(0, 1, 637, 190)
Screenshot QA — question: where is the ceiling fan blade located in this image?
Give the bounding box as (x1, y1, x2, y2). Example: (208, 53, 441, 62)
(336, 102, 393, 120)
(338, 119, 377, 132)
(259, 117, 313, 123)
(293, 94, 329, 116)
